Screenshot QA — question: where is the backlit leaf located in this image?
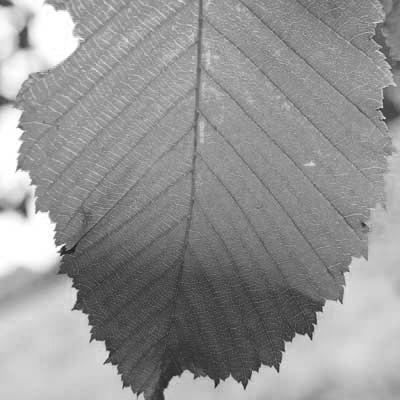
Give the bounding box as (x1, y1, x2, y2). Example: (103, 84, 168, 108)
(17, 1, 392, 399)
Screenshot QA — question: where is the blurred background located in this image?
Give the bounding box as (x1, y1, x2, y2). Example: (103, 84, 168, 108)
(0, 1, 400, 399)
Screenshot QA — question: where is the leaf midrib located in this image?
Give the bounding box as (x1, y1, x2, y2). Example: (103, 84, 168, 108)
(181, 0, 204, 264)
(158, 0, 205, 375)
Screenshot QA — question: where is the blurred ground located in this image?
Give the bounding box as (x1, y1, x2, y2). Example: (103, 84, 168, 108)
(0, 1, 400, 400)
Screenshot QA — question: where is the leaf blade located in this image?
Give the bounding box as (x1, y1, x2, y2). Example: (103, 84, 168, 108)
(18, 1, 392, 399)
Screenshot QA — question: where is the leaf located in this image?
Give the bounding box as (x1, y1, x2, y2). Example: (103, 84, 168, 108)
(17, 1, 392, 399)
(381, 0, 400, 60)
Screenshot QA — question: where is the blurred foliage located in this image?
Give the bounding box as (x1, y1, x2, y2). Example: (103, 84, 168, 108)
(0, 0, 77, 216)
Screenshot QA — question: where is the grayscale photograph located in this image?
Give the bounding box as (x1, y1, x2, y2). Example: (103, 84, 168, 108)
(0, 1, 400, 399)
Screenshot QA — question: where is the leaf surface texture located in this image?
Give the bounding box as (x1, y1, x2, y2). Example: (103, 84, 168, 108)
(17, 1, 392, 399)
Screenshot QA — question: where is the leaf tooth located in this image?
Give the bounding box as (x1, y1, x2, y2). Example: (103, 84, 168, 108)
(273, 351, 283, 373)
(103, 357, 111, 365)
(122, 380, 130, 389)
(72, 300, 82, 311)
(89, 333, 96, 343)
(338, 287, 345, 304)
